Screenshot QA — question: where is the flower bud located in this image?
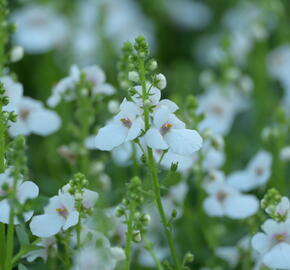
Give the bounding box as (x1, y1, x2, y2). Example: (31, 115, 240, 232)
(148, 60, 157, 70)
(280, 146, 290, 161)
(108, 100, 120, 114)
(133, 230, 141, 242)
(156, 73, 166, 90)
(110, 247, 126, 261)
(128, 71, 139, 82)
(10, 46, 24, 62)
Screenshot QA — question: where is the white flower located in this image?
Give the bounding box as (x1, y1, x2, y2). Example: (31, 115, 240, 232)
(156, 73, 167, 90)
(0, 76, 23, 112)
(25, 237, 57, 262)
(166, 0, 211, 30)
(145, 106, 202, 155)
(197, 89, 236, 135)
(266, 197, 290, 220)
(268, 45, 290, 85)
(11, 5, 68, 54)
(132, 84, 161, 106)
(95, 99, 144, 151)
(30, 192, 79, 237)
(47, 65, 114, 107)
(9, 97, 61, 137)
(227, 150, 272, 191)
(252, 219, 290, 269)
(215, 246, 240, 268)
(203, 177, 259, 219)
(0, 168, 39, 224)
(82, 189, 99, 209)
(10, 46, 24, 62)
(280, 146, 290, 161)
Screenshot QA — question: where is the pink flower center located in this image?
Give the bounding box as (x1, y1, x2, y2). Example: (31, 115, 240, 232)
(161, 123, 172, 134)
(20, 109, 30, 120)
(255, 167, 264, 176)
(274, 233, 287, 242)
(56, 207, 68, 218)
(120, 118, 132, 128)
(216, 190, 227, 202)
(211, 104, 224, 116)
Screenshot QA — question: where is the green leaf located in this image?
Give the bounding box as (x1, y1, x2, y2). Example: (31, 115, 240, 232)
(16, 225, 29, 246)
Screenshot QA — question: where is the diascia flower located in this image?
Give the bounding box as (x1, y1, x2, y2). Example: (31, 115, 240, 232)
(30, 192, 79, 237)
(9, 96, 61, 137)
(227, 150, 272, 191)
(144, 106, 202, 155)
(95, 98, 144, 151)
(0, 168, 39, 224)
(203, 176, 259, 219)
(252, 219, 290, 269)
(0, 76, 23, 112)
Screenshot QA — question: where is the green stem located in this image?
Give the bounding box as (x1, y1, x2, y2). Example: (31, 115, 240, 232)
(144, 237, 164, 270)
(0, 223, 5, 270)
(124, 203, 134, 270)
(137, 56, 181, 270)
(0, 105, 5, 173)
(147, 148, 181, 270)
(4, 212, 14, 270)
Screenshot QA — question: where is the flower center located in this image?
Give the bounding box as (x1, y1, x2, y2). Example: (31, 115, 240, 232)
(120, 118, 132, 128)
(216, 190, 227, 202)
(211, 104, 224, 116)
(20, 109, 30, 120)
(274, 233, 287, 242)
(161, 123, 172, 134)
(56, 207, 68, 218)
(255, 167, 264, 176)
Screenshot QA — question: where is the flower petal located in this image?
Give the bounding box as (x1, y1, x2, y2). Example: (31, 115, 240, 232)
(18, 181, 39, 203)
(27, 109, 61, 136)
(227, 171, 254, 192)
(224, 194, 259, 219)
(126, 118, 143, 141)
(203, 197, 224, 217)
(164, 129, 203, 155)
(158, 99, 179, 112)
(263, 243, 290, 269)
(95, 124, 127, 151)
(63, 211, 79, 230)
(145, 128, 168, 150)
(30, 214, 64, 237)
(251, 232, 273, 254)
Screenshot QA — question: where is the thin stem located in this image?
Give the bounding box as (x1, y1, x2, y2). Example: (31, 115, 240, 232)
(124, 202, 134, 270)
(0, 105, 4, 173)
(147, 148, 181, 270)
(4, 211, 14, 270)
(137, 55, 181, 269)
(144, 237, 164, 270)
(0, 223, 5, 270)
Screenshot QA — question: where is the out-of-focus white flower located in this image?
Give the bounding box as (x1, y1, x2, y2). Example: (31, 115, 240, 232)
(95, 99, 144, 151)
(203, 177, 259, 219)
(30, 192, 79, 237)
(156, 73, 167, 90)
(138, 245, 169, 268)
(0, 168, 39, 224)
(24, 237, 57, 262)
(215, 246, 240, 268)
(9, 97, 61, 137)
(108, 100, 120, 114)
(227, 150, 272, 191)
(10, 46, 24, 62)
(252, 219, 290, 269)
(73, 242, 125, 270)
(268, 45, 290, 86)
(197, 89, 236, 135)
(280, 146, 290, 161)
(166, 0, 212, 30)
(0, 76, 23, 112)
(266, 197, 290, 220)
(48, 65, 114, 107)
(145, 106, 202, 155)
(11, 5, 68, 54)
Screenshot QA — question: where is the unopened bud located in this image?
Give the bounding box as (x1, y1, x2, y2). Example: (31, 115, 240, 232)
(10, 46, 24, 62)
(156, 73, 166, 90)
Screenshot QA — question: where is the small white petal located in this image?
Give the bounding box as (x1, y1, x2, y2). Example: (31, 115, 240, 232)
(203, 197, 224, 217)
(263, 243, 290, 269)
(27, 109, 61, 136)
(18, 181, 39, 203)
(227, 171, 254, 191)
(158, 99, 179, 112)
(95, 124, 127, 151)
(164, 129, 203, 155)
(145, 128, 168, 150)
(30, 214, 64, 237)
(63, 211, 79, 230)
(126, 118, 143, 141)
(153, 106, 171, 128)
(224, 194, 259, 219)
(251, 232, 273, 254)
(83, 189, 98, 209)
